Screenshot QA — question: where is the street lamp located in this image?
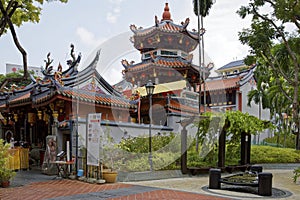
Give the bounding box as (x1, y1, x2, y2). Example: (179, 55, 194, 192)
(145, 80, 155, 171)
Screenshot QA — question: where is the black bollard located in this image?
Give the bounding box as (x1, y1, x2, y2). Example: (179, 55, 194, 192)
(258, 172, 273, 196)
(250, 165, 263, 174)
(209, 168, 221, 189)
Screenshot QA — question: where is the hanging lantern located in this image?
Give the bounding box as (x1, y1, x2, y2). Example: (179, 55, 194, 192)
(43, 111, 49, 124)
(28, 113, 36, 126)
(13, 114, 18, 122)
(52, 111, 59, 121)
(37, 111, 42, 120)
(156, 34, 160, 42)
(153, 69, 157, 77)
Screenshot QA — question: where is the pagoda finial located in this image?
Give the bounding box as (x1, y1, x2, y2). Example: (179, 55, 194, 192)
(162, 2, 172, 21)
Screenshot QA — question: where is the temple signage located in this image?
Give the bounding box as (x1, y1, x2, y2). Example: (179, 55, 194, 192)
(86, 113, 102, 166)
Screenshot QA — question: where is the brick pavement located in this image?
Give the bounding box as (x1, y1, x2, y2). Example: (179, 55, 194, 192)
(0, 179, 231, 200)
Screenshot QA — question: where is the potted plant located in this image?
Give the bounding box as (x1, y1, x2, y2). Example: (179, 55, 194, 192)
(101, 129, 119, 183)
(0, 139, 16, 187)
(0, 168, 16, 188)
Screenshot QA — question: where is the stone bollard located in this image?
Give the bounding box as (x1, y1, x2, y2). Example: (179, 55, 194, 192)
(209, 168, 221, 189)
(258, 172, 273, 196)
(250, 165, 263, 173)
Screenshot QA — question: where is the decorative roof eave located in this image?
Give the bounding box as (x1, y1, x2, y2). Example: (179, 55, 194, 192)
(8, 93, 32, 108)
(200, 75, 242, 92)
(238, 67, 255, 87)
(130, 24, 201, 41)
(32, 90, 136, 110)
(204, 86, 240, 93)
(216, 59, 247, 72)
(167, 99, 199, 114)
(59, 90, 134, 109)
(126, 60, 191, 72)
(167, 107, 198, 115)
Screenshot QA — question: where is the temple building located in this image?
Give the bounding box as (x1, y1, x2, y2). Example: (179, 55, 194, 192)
(0, 2, 271, 176)
(0, 3, 207, 172)
(0, 48, 135, 154)
(122, 2, 209, 88)
(117, 3, 211, 125)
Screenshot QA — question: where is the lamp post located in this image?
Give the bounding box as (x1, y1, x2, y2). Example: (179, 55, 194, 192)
(145, 80, 155, 171)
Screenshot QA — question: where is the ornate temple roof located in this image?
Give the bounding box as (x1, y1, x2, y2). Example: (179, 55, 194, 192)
(217, 60, 245, 71)
(126, 57, 196, 72)
(202, 67, 256, 92)
(0, 48, 135, 110)
(129, 3, 203, 53)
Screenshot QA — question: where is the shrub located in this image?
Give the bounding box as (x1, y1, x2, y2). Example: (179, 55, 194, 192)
(118, 132, 176, 153)
(264, 134, 296, 148)
(293, 167, 300, 183)
(251, 145, 300, 163)
(0, 139, 16, 182)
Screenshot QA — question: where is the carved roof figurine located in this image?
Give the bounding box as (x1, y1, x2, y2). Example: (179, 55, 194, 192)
(66, 43, 81, 72)
(162, 3, 172, 21)
(121, 59, 130, 70)
(43, 52, 54, 75)
(54, 63, 64, 87)
(0, 49, 135, 112)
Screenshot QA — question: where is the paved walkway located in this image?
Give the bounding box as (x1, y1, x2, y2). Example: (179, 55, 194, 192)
(1, 166, 300, 200)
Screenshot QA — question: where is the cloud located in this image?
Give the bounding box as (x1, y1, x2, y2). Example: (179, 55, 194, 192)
(106, 0, 124, 24)
(76, 27, 105, 48)
(106, 12, 118, 24)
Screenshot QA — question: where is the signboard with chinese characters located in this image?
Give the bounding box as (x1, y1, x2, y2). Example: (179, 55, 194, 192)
(86, 113, 102, 166)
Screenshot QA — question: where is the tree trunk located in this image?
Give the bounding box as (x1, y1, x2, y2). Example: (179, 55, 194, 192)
(293, 64, 299, 150)
(7, 19, 28, 79)
(0, 1, 28, 89)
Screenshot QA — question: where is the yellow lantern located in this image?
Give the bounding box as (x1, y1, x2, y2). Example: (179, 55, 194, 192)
(37, 111, 42, 120)
(28, 113, 36, 125)
(13, 114, 18, 122)
(43, 111, 49, 124)
(52, 111, 58, 121)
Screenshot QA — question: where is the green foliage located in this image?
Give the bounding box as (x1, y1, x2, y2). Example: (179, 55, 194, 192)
(0, 139, 9, 167)
(114, 132, 300, 171)
(193, 0, 214, 17)
(0, 0, 68, 36)
(0, 70, 34, 88)
(0, 139, 16, 181)
(118, 132, 176, 153)
(264, 134, 296, 149)
(187, 143, 217, 167)
(113, 132, 181, 171)
(237, 0, 300, 150)
(251, 145, 300, 164)
(293, 167, 300, 183)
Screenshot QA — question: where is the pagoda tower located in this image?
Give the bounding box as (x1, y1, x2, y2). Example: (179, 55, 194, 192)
(122, 3, 209, 90)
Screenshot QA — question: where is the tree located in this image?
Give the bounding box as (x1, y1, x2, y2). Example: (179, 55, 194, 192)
(247, 65, 270, 144)
(192, 0, 215, 114)
(238, 0, 300, 149)
(0, 0, 68, 88)
(195, 111, 273, 165)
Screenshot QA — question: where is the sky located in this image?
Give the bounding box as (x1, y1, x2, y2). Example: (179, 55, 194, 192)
(0, 0, 252, 84)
